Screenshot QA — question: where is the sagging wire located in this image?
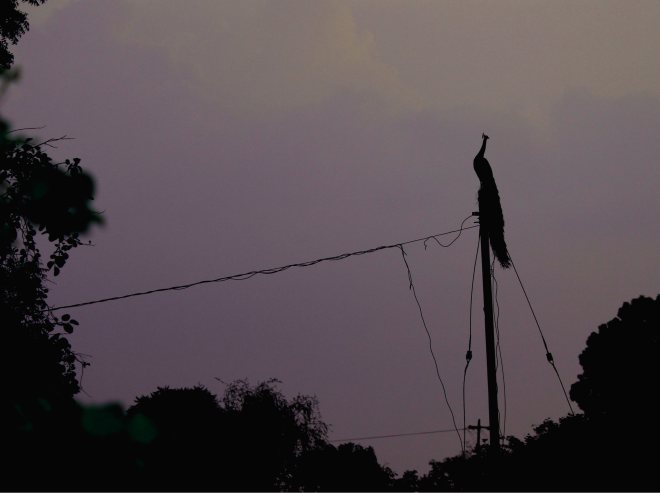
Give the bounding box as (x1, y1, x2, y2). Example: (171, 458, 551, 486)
(424, 215, 473, 249)
(47, 223, 479, 312)
(509, 255, 575, 415)
(462, 233, 480, 453)
(330, 426, 471, 443)
(491, 258, 507, 439)
(399, 245, 464, 454)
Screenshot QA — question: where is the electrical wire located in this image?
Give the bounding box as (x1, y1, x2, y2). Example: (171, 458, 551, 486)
(491, 259, 507, 439)
(399, 245, 464, 454)
(424, 215, 473, 249)
(462, 233, 480, 452)
(46, 223, 478, 312)
(329, 427, 472, 443)
(509, 255, 575, 415)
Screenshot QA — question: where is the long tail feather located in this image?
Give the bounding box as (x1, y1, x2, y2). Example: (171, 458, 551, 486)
(478, 184, 511, 269)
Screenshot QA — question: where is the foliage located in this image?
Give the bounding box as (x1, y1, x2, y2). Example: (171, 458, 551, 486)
(125, 380, 401, 491)
(414, 294, 660, 492)
(6, 295, 656, 491)
(0, 116, 101, 256)
(222, 378, 328, 456)
(126, 380, 336, 491)
(294, 442, 395, 492)
(1, 109, 100, 401)
(0, 0, 106, 480)
(0, 0, 47, 69)
(6, 399, 158, 491)
(570, 294, 659, 420)
(125, 385, 225, 489)
(2, 71, 102, 493)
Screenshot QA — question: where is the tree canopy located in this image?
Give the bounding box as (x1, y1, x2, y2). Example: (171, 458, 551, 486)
(2, 69, 104, 490)
(127, 380, 333, 491)
(413, 294, 660, 491)
(570, 294, 659, 421)
(1, 95, 101, 405)
(0, 0, 47, 69)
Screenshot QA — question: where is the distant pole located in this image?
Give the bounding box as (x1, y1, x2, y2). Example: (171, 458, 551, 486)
(478, 212, 500, 451)
(468, 419, 486, 453)
(476, 419, 482, 452)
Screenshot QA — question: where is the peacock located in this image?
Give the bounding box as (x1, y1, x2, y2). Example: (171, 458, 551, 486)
(473, 133, 511, 269)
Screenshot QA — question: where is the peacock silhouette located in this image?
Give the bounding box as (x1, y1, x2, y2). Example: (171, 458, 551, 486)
(473, 133, 511, 268)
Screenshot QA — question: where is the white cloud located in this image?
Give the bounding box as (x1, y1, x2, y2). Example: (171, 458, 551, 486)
(114, 0, 419, 120)
(349, 0, 660, 123)
(108, 0, 660, 129)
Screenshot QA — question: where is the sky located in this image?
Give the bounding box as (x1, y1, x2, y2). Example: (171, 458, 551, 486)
(5, 0, 660, 474)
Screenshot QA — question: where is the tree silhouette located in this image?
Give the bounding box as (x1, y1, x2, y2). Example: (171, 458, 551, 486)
(2, 74, 103, 490)
(128, 380, 330, 491)
(126, 385, 225, 490)
(222, 379, 329, 490)
(0, 0, 48, 69)
(568, 294, 660, 490)
(1, 108, 100, 406)
(294, 442, 394, 492)
(415, 294, 660, 492)
(570, 294, 659, 421)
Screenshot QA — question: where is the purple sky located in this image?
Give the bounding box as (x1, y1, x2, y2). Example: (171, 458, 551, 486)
(5, 0, 660, 474)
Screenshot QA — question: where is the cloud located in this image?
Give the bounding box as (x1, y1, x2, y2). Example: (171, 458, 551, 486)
(348, 0, 660, 123)
(114, 0, 418, 120)
(107, 0, 660, 131)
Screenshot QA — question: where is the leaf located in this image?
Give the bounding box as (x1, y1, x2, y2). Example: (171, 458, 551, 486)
(128, 414, 158, 444)
(61, 314, 70, 321)
(82, 406, 124, 437)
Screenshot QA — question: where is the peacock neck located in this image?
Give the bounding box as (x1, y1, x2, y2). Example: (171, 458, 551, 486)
(477, 137, 488, 158)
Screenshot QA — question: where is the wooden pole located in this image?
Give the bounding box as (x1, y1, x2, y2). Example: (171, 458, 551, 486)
(479, 215, 500, 451)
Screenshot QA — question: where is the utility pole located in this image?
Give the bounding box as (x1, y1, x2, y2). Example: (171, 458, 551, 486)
(477, 211, 500, 451)
(468, 419, 487, 453)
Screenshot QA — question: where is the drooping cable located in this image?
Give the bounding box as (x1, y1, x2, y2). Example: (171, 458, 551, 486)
(491, 259, 507, 439)
(424, 215, 473, 249)
(46, 223, 478, 312)
(329, 426, 471, 443)
(509, 255, 575, 415)
(398, 245, 464, 454)
(462, 233, 480, 452)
